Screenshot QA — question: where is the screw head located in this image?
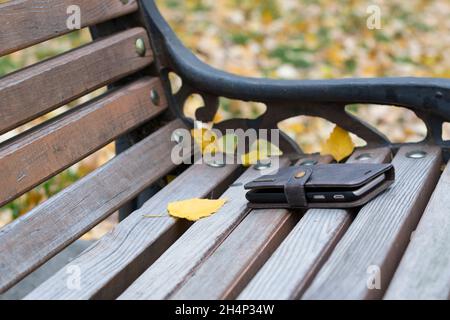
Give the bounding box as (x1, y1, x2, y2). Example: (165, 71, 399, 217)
(300, 159, 317, 166)
(206, 159, 226, 168)
(254, 159, 272, 170)
(295, 171, 306, 179)
(135, 38, 146, 57)
(356, 153, 372, 161)
(151, 89, 160, 106)
(406, 150, 427, 159)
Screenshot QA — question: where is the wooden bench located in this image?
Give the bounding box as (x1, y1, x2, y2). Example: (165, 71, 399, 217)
(1, 0, 450, 300)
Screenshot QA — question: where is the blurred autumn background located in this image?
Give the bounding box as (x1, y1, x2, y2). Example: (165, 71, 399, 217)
(0, 0, 449, 237)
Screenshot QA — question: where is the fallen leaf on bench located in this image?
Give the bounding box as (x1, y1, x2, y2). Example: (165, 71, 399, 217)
(241, 149, 269, 167)
(191, 128, 217, 153)
(241, 139, 282, 167)
(167, 198, 227, 221)
(252, 139, 283, 157)
(320, 125, 355, 162)
(205, 133, 238, 155)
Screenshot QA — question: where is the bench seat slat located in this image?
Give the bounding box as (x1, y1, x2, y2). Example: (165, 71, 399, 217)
(117, 157, 292, 300)
(0, 120, 185, 293)
(237, 148, 391, 300)
(172, 155, 332, 300)
(24, 162, 243, 299)
(0, 0, 138, 56)
(0, 77, 166, 207)
(302, 146, 442, 300)
(384, 163, 450, 300)
(0, 27, 153, 135)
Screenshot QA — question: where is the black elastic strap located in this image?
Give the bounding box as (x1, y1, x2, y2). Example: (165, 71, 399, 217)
(284, 167, 313, 208)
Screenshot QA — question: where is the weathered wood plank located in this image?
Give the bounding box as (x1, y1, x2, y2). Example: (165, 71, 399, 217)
(118, 157, 292, 300)
(0, 28, 153, 134)
(172, 155, 332, 300)
(0, 0, 138, 56)
(0, 120, 185, 293)
(384, 163, 450, 300)
(238, 148, 391, 300)
(302, 146, 442, 300)
(0, 77, 166, 207)
(25, 162, 243, 299)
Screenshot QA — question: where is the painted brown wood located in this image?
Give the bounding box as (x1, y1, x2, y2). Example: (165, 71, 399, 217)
(0, 120, 187, 293)
(117, 157, 292, 300)
(171, 155, 333, 300)
(302, 146, 442, 300)
(0, 0, 138, 56)
(0, 27, 153, 135)
(0, 77, 166, 207)
(24, 161, 244, 299)
(384, 163, 450, 300)
(238, 148, 391, 300)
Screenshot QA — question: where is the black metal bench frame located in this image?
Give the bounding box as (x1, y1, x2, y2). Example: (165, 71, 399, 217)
(142, 0, 450, 159)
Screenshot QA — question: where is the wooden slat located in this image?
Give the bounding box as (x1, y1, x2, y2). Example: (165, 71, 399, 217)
(302, 146, 442, 300)
(0, 120, 186, 293)
(25, 163, 243, 299)
(384, 163, 450, 300)
(118, 157, 291, 300)
(172, 155, 333, 300)
(0, 27, 153, 134)
(238, 148, 391, 300)
(0, 77, 166, 207)
(0, 0, 138, 56)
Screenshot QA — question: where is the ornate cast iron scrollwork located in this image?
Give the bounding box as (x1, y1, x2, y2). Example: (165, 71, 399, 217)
(141, 0, 450, 159)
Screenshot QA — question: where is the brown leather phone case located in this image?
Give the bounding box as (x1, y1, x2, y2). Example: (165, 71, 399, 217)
(244, 163, 395, 209)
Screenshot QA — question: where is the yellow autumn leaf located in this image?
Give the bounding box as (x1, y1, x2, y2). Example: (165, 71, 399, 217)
(167, 198, 227, 221)
(241, 149, 269, 167)
(215, 133, 238, 154)
(251, 139, 283, 157)
(321, 126, 355, 162)
(240, 139, 283, 167)
(191, 128, 217, 153)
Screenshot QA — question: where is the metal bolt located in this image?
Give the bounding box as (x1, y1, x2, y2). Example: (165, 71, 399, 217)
(254, 159, 272, 170)
(206, 159, 225, 168)
(300, 159, 317, 166)
(171, 130, 184, 144)
(406, 150, 427, 159)
(356, 153, 372, 161)
(295, 171, 306, 179)
(151, 89, 160, 106)
(135, 38, 146, 57)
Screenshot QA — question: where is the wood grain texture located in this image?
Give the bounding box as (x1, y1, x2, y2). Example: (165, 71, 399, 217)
(0, 28, 153, 134)
(302, 146, 442, 300)
(384, 163, 450, 300)
(0, 120, 185, 294)
(238, 148, 391, 300)
(172, 155, 332, 300)
(25, 162, 243, 299)
(0, 0, 138, 56)
(0, 77, 166, 207)
(118, 157, 292, 300)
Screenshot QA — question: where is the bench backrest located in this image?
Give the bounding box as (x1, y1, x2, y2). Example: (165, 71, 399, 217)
(0, 0, 174, 292)
(0, 0, 166, 207)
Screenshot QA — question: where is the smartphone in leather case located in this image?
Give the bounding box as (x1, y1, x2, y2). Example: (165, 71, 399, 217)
(244, 163, 395, 209)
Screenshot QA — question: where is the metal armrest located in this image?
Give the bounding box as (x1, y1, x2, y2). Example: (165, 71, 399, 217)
(141, 0, 450, 158)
